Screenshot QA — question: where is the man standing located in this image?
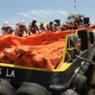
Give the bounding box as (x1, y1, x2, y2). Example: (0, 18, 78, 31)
(29, 20, 39, 34)
(15, 20, 28, 37)
(39, 22, 46, 32)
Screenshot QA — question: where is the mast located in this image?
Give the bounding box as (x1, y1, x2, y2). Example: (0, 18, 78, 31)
(74, 0, 77, 13)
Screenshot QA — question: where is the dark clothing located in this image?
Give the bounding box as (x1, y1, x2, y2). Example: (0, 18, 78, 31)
(29, 24, 39, 34)
(47, 24, 54, 31)
(89, 32, 94, 44)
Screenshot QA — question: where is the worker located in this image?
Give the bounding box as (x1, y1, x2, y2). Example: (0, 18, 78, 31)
(39, 22, 46, 32)
(15, 20, 28, 37)
(53, 21, 58, 31)
(47, 21, 55, 32)
(61, 23, 68, 31)
(1, 21, 14, 35)
(29, 20, 39, 34)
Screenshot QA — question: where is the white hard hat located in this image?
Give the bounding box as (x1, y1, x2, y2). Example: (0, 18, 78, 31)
(19, 20, 25, 25)
(3, 21, 10, 27)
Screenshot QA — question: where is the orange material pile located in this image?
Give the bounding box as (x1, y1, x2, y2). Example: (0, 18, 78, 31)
(0, 30, 75, 70)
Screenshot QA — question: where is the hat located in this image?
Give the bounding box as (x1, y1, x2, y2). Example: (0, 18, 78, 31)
(40, 22, 44, 25)
(32, 20, 37, 23)
(3, 21, 10, 27)
(19, 20, 25, 25)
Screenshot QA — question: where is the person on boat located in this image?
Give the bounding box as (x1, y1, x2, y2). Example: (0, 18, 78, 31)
(53, 21, 58, 31)
(61, 23, 69, 31)
(29, 20, 39, 34)
(1, 21, 14, 35)
(47, 21, 55, 32)
(39, 22, 46, 32)
(15, 20, 28, 37)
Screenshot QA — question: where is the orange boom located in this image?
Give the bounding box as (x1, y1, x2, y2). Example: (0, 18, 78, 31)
(0, 30, 75, 70)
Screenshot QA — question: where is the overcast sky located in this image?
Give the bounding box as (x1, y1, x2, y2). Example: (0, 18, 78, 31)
(0, 0, 95, 27)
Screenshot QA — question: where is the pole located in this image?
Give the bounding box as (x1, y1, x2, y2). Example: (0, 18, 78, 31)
(74, 0, 77, 13)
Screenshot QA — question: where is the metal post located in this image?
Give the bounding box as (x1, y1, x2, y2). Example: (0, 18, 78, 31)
(74, 0, 77, 13)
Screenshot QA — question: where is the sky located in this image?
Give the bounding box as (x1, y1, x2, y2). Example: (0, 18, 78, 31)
(0, 0, 95, 27)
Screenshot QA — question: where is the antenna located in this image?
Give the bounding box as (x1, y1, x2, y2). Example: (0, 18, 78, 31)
(74, 0, 77, 13)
